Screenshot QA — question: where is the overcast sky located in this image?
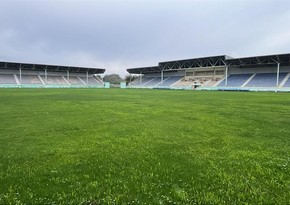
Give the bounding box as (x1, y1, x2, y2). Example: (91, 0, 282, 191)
(1, 0, 290, 76)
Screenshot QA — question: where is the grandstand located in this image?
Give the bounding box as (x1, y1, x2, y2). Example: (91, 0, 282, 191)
(0, 61, 105, 88)
(127, 53, 290, 91)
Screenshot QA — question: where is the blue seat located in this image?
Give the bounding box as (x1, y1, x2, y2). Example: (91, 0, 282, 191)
(218, 74, 252, 87)
(159, 76, 183, 86)
(246, 73, 287, 87)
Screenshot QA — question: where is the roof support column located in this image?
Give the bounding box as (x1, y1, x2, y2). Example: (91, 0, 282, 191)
(161, 69, 164, 86)
(86, 71, 89, 85)
(276, 63, 280, 87)
(67, 70, 70, 82)
(19, 68, 22, 85)
(140, 72, 142, 85)
(225, 65, 228, 86)
(45, 69, 47, 83)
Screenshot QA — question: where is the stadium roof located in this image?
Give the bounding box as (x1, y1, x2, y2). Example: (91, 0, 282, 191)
(0, 61, 106, 74)
(127, 53, 290, 74)
(125, 66, 160, 74)
(226, 53, 290, 67)
(158, 55, 231, 70)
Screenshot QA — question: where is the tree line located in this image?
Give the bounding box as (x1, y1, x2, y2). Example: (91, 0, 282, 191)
(102, 74, 139, 84)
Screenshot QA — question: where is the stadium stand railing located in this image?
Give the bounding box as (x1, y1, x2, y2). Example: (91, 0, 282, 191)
(283, 77, 290, 87)
(0, 84, 104, 88)
(198, 86, 290, 92)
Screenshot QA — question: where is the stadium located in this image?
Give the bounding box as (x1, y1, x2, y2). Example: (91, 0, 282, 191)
(2, 53, 290, 92)
(1, 0, 290, 204)
(127, 53, 290, 92)
(0, 61, 106, 88)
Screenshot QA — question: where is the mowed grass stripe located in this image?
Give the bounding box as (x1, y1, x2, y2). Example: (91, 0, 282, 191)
(0, 88, 290, 204)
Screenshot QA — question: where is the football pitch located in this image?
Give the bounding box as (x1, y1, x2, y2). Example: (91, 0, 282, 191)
(0, 88, 290, 204)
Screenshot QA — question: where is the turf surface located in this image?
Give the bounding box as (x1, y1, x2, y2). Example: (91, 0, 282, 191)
(0, 88, 290, 204)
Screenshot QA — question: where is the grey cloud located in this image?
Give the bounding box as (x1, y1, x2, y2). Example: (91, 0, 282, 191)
(0, 0, 290, 76)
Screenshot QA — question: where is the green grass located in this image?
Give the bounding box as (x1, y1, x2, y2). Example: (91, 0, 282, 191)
(0, 88, 290, 204)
